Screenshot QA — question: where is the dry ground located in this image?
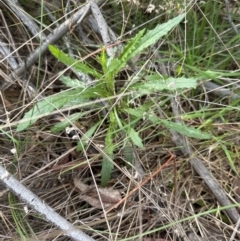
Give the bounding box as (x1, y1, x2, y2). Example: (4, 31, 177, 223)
(1, 0, 240, 241)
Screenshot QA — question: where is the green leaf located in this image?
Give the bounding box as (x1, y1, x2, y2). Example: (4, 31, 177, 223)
(127, 127, 143, 148)
(17, 87, 86, 132)
(48, 45, 102, 79)
(128, 14, 185, 61)
(59, 76, 88, 88)
(125, 108, 211, 140)
(123, 143, 133, 164)
(113, 29, 145, 72)
(119, 29, 145, 62)
(149, 115, 211, 139)
(123, 101, 157, 122)
(186, 65, 240, 79)
(101, 124, 114, 186)
(105, 30, 145, 76)
(101, 156, 114, 186)
(106, 14, 184, 75)
(107, 58, 121, 73)
(99, 47, 107, 74)
(130, 76, 197, 93)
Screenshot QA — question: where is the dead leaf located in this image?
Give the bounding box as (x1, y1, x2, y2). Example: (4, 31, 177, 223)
(73, 178, 122, 209)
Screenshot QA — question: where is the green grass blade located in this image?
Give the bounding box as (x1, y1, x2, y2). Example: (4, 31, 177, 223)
(76, 121, 101, 152)
(221, 144, 238, 175)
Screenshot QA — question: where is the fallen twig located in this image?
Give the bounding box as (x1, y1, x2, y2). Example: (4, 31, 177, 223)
(4, 0, 47, 41)
(203, 81, 240, 100)
(0, 164, 95, 241)
(89, 0, 114, 57)
(1, 3, 91, 90)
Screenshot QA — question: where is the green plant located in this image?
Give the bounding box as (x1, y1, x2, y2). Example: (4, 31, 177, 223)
(17, 13, 212, 185)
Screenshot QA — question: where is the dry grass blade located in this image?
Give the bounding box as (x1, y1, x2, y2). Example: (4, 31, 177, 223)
(106, 150, 175, 213)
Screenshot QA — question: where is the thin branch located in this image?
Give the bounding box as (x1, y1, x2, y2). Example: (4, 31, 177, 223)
(1, 3, 91, 90)
(0, 164, 95, 241)
(203, 81, 240, 100)
(0, 38, 18, 70)
(89, 0, 114, 57)
(4, 0, 47, 41)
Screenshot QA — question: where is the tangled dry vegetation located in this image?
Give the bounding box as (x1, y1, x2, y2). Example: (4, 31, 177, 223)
(1, 0, 240, 241)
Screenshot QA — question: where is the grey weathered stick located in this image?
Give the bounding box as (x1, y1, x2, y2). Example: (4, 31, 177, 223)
(224, 0, 239, 34)
(89, 0, 113, 56)
(1, 3, 91, 89)
(0, 164, 95, 241)
(14, 3, 90, 77)
(4, 0, 47, 41)
(0, 38, 18, 70)
(203, 81, 240, 100)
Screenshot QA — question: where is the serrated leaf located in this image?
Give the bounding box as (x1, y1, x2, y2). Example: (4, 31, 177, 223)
(59, 76, 88, 88)
(107, 59, 121, 73)
(17, 88, 86, 132)
(149, 115, 211, 139)
(127, 127, 143, 148)
(106, 30, 145, 75)
(125, 106, 211, 139)
(48, 45, 102, 79)
(131, 76, 197, 93)
(120, 29, 145, 62)
(117, 29, 145, 68)
(128, 14, 185, 60)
